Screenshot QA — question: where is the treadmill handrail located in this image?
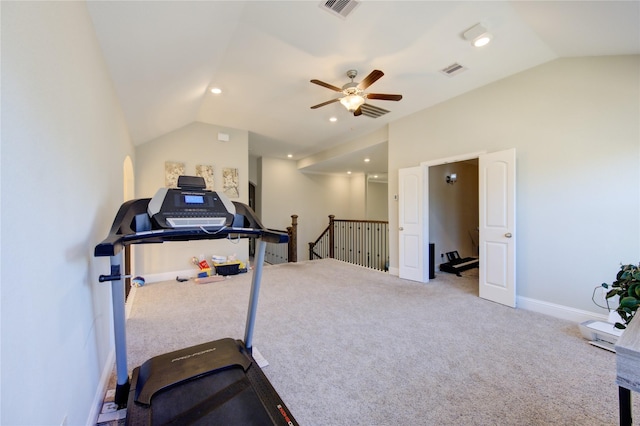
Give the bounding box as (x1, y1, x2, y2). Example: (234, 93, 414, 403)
(95, 198, 287, 257)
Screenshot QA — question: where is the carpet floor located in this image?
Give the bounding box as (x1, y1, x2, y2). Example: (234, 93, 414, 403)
(99, 259, 637, 425)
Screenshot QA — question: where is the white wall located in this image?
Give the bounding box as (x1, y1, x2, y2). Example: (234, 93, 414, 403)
(1, 2, 133, 425)
(260, 157, 354, 261)
(388, 55, 640, 314)
(135, 122, 249, 276)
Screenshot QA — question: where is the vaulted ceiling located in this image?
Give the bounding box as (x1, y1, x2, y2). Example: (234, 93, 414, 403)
(87, 1, 640, 175)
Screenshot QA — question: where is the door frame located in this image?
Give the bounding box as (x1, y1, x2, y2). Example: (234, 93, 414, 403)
(421, 151, 486, 284)
(417, 150, 516, 307)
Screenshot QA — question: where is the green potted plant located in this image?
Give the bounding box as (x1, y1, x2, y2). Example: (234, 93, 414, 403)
(605, 263, 640, 329)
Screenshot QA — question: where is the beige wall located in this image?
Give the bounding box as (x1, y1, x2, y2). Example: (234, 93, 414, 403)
(135, 122, 249, 275)
(2, 2, 134, 424)
(366, 180, 389, 221)
(388, 55, 640, 313)
(260, 157, 356, 261)
(348, 173, 367, 218)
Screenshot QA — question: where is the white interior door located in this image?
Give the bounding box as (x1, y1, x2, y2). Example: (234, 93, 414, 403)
(398, 166, 428, 282)
(479, 149, 516, 307)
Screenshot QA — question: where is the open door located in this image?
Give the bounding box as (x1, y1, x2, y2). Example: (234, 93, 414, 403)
(479, 149, 516, 307)
(398, 166, 428, 282)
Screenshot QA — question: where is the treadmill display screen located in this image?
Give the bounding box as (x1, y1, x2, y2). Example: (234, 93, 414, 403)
(184, 195, 205, 204)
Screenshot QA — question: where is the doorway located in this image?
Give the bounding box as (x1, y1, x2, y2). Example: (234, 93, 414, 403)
(428, 159, 479, 273)
(399, 149, 516, 307)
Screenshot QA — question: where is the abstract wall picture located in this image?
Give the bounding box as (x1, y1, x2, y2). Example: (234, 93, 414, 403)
(222, 167, 239, 198)
(165, 161, 185, 188)
(195, 164, 214, 190)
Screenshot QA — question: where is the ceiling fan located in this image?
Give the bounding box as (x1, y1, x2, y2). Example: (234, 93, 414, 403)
(310, 69, 402, 117)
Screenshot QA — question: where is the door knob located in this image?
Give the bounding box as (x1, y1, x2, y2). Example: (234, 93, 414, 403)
(505, 232, 512, 238)
(399, 227, 404, 231)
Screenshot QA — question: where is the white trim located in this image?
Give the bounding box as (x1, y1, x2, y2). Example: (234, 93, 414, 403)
(87, 349, 115, 426)
(392, 268, 606, 323)
(420, 151, 486, 167)
(517, 295, 609, 323)
(142, 268, 197, 284)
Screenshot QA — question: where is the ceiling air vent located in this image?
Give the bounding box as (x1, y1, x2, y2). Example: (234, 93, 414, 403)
(360, 103, 389, 118)
(440, 63, 467, 77)
(319, 0, 360, 19)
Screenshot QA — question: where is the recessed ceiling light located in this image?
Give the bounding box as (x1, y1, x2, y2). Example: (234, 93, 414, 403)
(364, 158, 370, 163)
(287, 154, 293, 158)
(329, 117, 337, 122)
(210, 87, 222, 94)
(347, 171, 352, 175)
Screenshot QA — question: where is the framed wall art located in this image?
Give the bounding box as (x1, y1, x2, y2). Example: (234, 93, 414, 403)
(222, 167, 239, 198)
(195, 164, 214, 190)
(165, 161, 185, 188)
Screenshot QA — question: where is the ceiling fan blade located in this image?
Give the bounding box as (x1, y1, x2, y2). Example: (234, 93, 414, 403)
(357, 70, 384, 90)
(353, 107, 363, 116)
(366, 93, 403, 101)
(310, 79, 342, 92)
(310, 98, 341, 109)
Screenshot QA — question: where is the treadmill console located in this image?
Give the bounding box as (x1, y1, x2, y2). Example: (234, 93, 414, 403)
(147, 176, 235, 229)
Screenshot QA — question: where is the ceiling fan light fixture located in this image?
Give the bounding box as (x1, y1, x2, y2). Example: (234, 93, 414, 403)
(340, 94, 365, 112)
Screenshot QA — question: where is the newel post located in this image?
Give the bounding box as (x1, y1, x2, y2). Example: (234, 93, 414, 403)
(287, 214, 298, 262)
(328, 215, 335, 259)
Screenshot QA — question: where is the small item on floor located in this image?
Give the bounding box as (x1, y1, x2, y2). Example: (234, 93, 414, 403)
(213, 261, 242, 276)
(132, 276, 145, 287)
(194, 275, 225, 284)
(252, 346, 269, 368)
(196, 259, 213, 276)
(176, 276, 189, 282)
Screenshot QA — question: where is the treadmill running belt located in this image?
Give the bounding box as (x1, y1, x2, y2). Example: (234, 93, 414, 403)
(152, 369, 271, 425)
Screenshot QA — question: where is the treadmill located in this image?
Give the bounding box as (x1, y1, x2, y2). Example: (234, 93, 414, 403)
(94, 176, 297, 425)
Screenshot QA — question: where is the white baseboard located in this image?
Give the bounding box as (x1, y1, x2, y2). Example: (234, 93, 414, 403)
(389, 266, 606, 323)
(87, 349, 115, 426)
(142, 268, 197, 284)
(517, 295, 608, 323)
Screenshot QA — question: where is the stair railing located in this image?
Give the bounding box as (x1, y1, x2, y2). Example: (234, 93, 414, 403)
(264, 215, 298, 264)
(309, 215, 389, 272)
